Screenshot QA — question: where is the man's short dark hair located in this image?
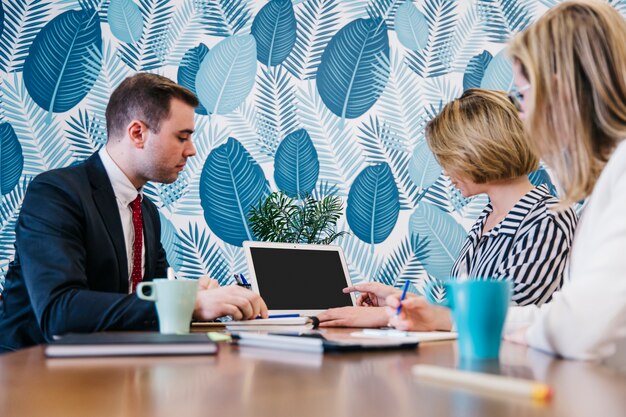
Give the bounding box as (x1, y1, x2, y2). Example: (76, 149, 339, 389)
(105, 73, 199, 141)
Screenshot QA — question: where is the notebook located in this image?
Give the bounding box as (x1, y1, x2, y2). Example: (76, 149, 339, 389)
(192, 316, 318, 332)
(243, 241, 356, 315)
(233, 331, 419, 353)
(45, 332, 218, 358)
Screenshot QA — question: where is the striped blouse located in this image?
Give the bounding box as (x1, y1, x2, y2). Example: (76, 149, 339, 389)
(450, 184, 578, 306)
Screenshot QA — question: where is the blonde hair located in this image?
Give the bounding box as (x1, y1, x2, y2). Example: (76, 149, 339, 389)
(426, 88, 538, 184)
(509, 0, 626, 205)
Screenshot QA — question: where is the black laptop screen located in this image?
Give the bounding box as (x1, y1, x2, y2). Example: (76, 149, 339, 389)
(249, 247, 353, 309)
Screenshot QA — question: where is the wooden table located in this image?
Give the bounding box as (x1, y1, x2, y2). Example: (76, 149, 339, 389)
(1, 330, 625, 417)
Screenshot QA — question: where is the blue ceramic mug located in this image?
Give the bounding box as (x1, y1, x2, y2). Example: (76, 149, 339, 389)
(425, 279, 511, 359)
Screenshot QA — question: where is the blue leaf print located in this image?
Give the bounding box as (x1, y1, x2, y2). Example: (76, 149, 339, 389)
(347, 163, 400, 245)
(480, 49, 514, 91)
(202, 0, 252, 37)
(0, 123, 24, 196)
(195, 34, 257, 115)
(23, 9, 102, 113)
(251, 0, 297, 67)
(529, 167, 557, 196)
(463, 50, 492, 90)
(404, 0, 456, 79)
(478, 0, 533, 43)
(178, 43, 210, 115)
(0, 0, 51, 74)
(274, 128, 320, 198)
(176, 223, 229, 283)
(283, 0, 340, 80)
(408, 139, 441, 191)
(117, 0, 173, 71)
(200, 137, 270, 247)
(409, 202, 465, 280)
(375, 234, 429, 288)
(108, 0, 144, 43)
(339, 233, 383, 286)
(355, 116, 416, 209)
(65, 109, 106, 162)
(256, 66, 299, 158)
(159, 212, 183, 272)
(316, 18, 390, 119)
(0, 1, 4, 40)
(0, 178, 30, 288)
(1, 73, 72, 173)
(394, 1, 428, 51)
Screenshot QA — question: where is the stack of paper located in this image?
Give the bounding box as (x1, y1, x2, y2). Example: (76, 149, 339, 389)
(233, 332, 419, 353)
(350, 329, 458, 343)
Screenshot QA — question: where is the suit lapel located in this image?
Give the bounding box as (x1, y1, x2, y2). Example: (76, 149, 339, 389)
(86, 154, 129, 293)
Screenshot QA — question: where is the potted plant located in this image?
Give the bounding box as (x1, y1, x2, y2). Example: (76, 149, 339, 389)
(248, 191, 348, 244)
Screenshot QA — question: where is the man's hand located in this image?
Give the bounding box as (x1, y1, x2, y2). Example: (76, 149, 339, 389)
(193, 284, 268, 321)
(385, 295, 452, 331)
(343, 282, 407, 307)
(197, 275, 220, 290)
(317, 306, 389, 328)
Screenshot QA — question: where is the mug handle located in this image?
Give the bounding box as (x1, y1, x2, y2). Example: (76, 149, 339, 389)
(423, 280, 451, 309)
(136, 282, 157, 301)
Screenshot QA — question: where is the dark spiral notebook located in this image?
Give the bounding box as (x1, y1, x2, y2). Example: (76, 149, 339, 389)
(45, 332, 218, 358)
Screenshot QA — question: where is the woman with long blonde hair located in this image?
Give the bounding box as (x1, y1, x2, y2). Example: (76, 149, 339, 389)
(504, 0, 626, 361)
(389, 0, 626, 362)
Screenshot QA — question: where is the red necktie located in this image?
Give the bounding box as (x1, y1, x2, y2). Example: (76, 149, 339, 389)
(130, 195, 143, 293)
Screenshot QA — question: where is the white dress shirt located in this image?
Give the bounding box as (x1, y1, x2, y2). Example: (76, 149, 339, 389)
(505, 140, 626, 364)
(98, 148, 145, 293)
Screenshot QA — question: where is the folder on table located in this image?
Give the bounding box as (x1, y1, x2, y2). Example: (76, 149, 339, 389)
(45, 332, 218, 358)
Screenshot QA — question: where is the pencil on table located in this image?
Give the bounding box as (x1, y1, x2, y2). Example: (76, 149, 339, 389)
(412, 364, 553, 402)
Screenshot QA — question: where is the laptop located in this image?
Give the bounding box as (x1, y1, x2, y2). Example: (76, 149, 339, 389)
(242, 241, 356, 316)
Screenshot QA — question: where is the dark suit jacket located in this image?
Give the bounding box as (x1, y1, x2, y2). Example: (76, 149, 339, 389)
(0, 153, 168, 352)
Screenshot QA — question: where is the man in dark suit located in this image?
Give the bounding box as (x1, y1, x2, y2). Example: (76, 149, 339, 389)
(0, 73, 267, 352)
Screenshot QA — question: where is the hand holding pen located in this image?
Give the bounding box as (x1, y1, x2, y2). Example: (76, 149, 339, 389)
(233, 273, 252, 289)
(386, 282, 453, 332)
(395, 280, 411, 316)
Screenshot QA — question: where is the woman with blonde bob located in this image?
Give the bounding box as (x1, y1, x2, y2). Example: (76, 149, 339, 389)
(318, 89, 576, 328)
(389, 0, 626, 362)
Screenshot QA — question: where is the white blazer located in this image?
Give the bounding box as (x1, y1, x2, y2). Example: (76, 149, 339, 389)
(505, 140, 626, 362)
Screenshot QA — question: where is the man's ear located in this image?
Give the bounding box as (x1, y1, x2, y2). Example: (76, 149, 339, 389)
(127, 120, 148, 149)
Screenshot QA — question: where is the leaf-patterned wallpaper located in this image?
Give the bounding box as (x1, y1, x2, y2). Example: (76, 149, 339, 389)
(2, 0, 623, 294)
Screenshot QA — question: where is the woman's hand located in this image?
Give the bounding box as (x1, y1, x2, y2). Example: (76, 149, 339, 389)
(385, 294, 452, 331)
(317, 306, 389, 328)
(504, 326, 529, 346)
(343, 282, 407, 307)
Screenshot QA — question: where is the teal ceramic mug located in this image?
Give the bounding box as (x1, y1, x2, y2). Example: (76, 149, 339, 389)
(424, 279, 512, 359)
(137, 279, 198, 334)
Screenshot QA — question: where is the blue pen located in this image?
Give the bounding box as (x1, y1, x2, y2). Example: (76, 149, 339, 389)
(395, 280, 411, 316)
(254, 314, 301, 319)
(239, 273, 250, 285)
